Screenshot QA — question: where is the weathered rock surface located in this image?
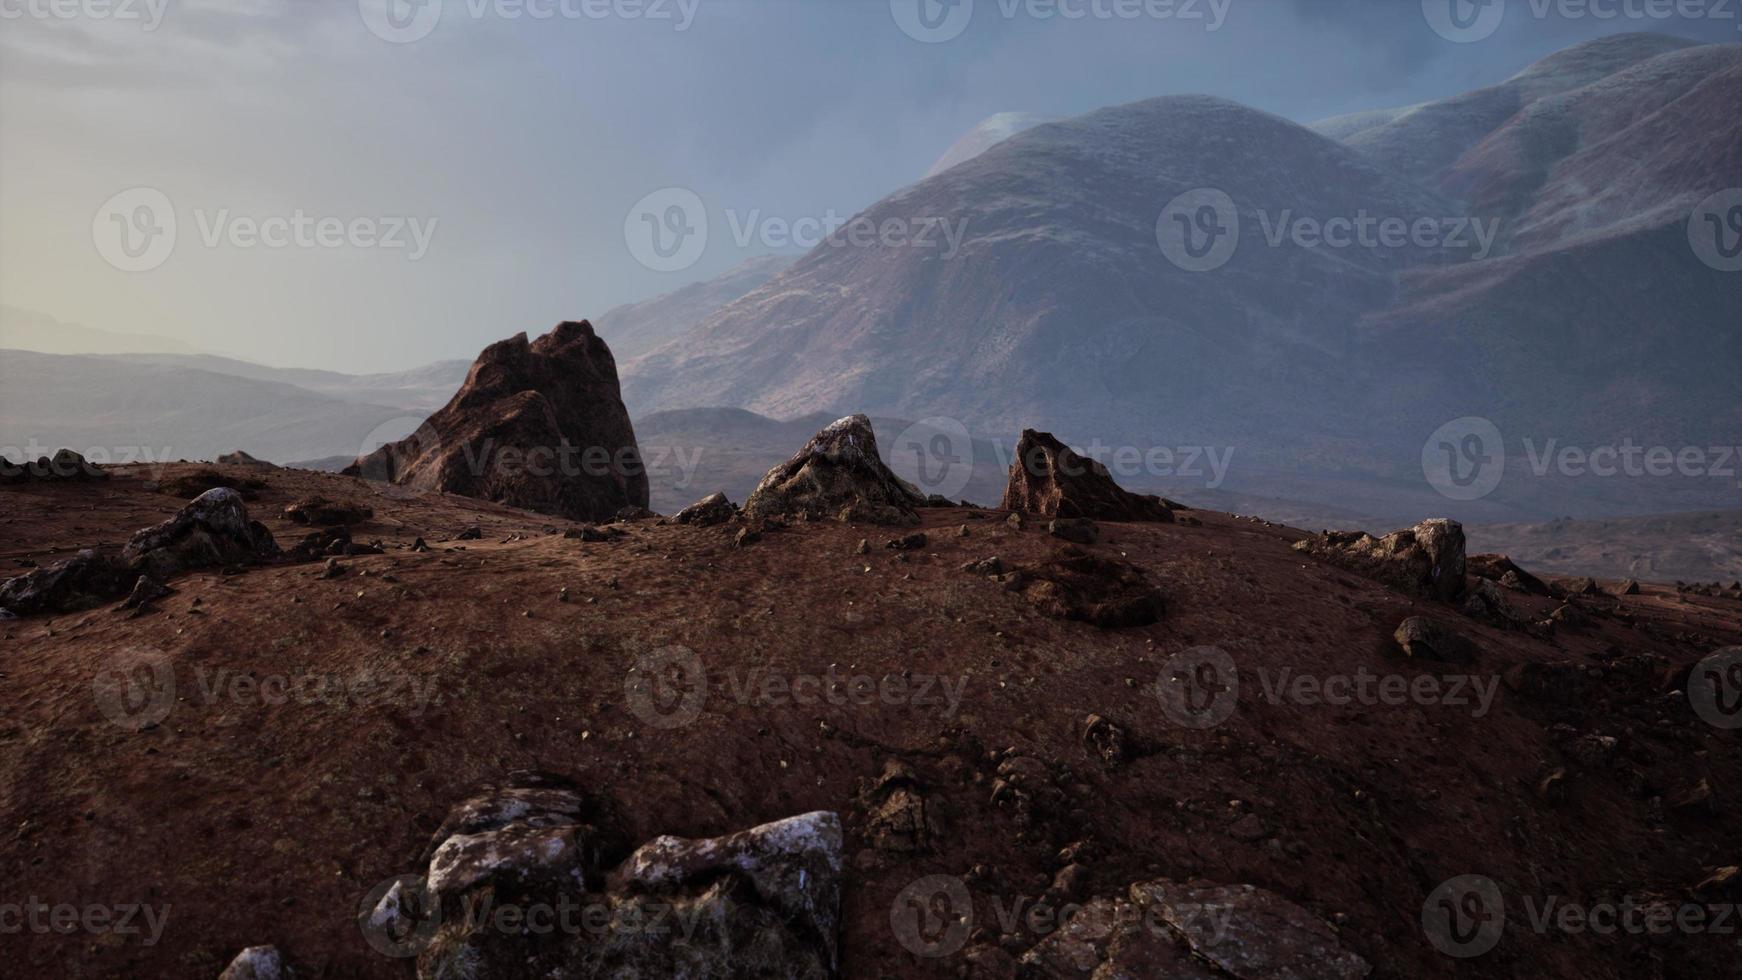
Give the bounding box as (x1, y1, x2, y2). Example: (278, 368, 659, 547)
(383, 773, 844, 979)
(216, 451, 276, 468)
(1467, 553, 1549, 595)
(0, 549, 133, 617)
(742, 415, 923, 526)
(217, 945, 289, 980)
(1003, 552, 1164, 628)
(1393, 616, 1475, 662)
(1293, 519, 1467, 601)
(282, 496, 372, 526)
(345, 321, 648, 523)
(122, 487, 280, 579)
(1001, 430, 1173, 522)
(673, 491, 736, 527)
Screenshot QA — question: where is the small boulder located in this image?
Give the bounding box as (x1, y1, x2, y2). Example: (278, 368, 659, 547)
(1001, 430, 1173, 522)
(119, 575, 174, 613)
(1003, 552, 1164, 628)
(742, 414, 923, 526)
(122, 488, 280, 579)
(218, 945, 289, 980)
(1393, 616, 1474, 663)
(1048, 518, 1099, 545)
(885, 532, 928, 551)
(454, 526, 483, 541)
(283, 496, 372, 526)
(215, 451, 276, 468)
(0, 448, 107, 483)
(674, 491, 736, 527)
(1612, 579, 1642, 596)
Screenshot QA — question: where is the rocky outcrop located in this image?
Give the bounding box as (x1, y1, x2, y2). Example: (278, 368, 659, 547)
(1018, 878, 1369, 979)
(123, 488, 280, 579)
(1393, 616, 1475, 662)
(1002, 551, 1165, 628)
(371, 772, 844, 979)
(215, 451, 276, 468)
(345, 321, 648, 523)
(0, 448, 106, 484)
(0, 549, 133, 617)
(742, 415, 923, 526)
(1001, 430, 1174, 522)
(1293, 519, 1467, 601)
(1467, 553, 1549, 596)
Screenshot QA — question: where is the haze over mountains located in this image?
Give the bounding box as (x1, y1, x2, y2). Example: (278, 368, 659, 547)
(6, 34, 1738, 535)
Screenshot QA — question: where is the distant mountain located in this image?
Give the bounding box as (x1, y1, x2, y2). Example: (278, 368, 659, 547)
(595, 254, 794, 361)
(1469, 510, 1742, 583)
(0, 350, 428, 465)
(89, 352, 469, 412)
(0, 307, 199, 356)
(623, 35, 1742, 523)
(925, 112, 1057, 178)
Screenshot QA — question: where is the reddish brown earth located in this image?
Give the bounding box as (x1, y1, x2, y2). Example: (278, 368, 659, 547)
(2, 463, 1740, 978)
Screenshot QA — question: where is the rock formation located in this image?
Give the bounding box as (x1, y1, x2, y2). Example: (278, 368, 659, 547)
(364, 772, 843, 979)
(0, 549, 133, 617)
(1293, 519, 1467, 601)
(345, 321, 648, 523)
(0, 448, 106, 484)
(673, 491, 736, 527)
(1001, 430, 1173, 522)
(742, 415, 923, 526)
(122, 487, 280, 579)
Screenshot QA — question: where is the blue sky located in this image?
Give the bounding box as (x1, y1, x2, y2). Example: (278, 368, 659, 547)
(3, 0, 1737, 371)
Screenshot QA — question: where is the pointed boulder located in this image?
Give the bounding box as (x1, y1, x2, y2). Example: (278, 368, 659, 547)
(345, 321, 647, 523)
(743, 415, 924, 526)
(1293, 519, 1467, 601)
(1001, 430, 1173, 522)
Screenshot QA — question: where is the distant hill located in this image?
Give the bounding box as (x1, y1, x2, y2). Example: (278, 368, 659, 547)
(595, 255, 795, 361)
(0, 306, 199, 356)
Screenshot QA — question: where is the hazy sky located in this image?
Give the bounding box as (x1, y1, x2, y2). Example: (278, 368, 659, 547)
(2, 0, 1736, 372)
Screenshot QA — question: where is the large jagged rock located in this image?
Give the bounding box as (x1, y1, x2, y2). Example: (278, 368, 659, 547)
(0, 549, 133, 617)
(217, 945, 289, 980)
(122, 487, 280, 579)
(377, 772, 844, 979)
(742, 415, 923, 526)
(1292, 519, 1467, 601)
(344, 321, 648, 523)
(1001, 430, 1173, 522)
(1020, 878, 1369, 980)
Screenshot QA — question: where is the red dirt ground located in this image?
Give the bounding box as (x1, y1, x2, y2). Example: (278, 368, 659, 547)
(1, 463, 1739, 978)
